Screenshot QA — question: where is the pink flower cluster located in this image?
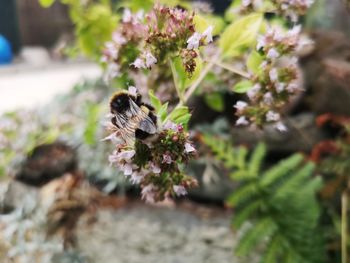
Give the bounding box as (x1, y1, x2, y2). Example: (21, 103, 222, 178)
(105, 118, 197, 203)
(234, 25, 308, 130)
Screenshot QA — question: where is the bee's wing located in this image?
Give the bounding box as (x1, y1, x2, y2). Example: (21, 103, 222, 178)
(139, 116, 157, 134)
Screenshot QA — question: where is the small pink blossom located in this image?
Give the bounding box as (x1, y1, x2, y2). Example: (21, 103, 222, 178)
(276, 82, 285, 93)
(234, 101, 248, 112)
(162, 154, 172, 164)
(236, 116, 249, 126)
(163, 121, 178, 131)
(149, 162, 161, 174)
(141, 184, 156, 203)
(187, 32, 202, 49)
(263, 92, 273, 105)
(247, 84, 261, 101)
(266, 111, 280, 122)
(267, 48, 280, 59)
(130, 172, 143, 184)
(117, 150, 136, 161)
(275, 122, 288, 132)
(131, 58, 146, 69)
(121, 163, 133, 176)
(202, 25, 214, 43)
(128, 86, 138, 97)
(269, 68, 279, 82)
(184, 143, 196, 153)
(145, 52, 157, 68)
(173, 185, 187, 196)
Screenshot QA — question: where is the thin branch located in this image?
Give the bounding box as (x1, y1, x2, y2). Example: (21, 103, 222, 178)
(182, 51, 221, 103)
(169, 59, 184, 103)
(213, 60, 250, 79)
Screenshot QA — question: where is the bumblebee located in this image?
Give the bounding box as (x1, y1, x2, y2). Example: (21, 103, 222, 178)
(109, 90, 157, 144)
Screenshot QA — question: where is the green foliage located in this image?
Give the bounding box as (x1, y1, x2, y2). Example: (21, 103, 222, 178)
(203, 136, 326, 263)
(233, 80, 253, 93)
(39, 0, 118, 59)
(204, 92, 225, 112)
(39, 0, 56, 8)
(219, 13, 263, 58)
(247, 50, 264, 74)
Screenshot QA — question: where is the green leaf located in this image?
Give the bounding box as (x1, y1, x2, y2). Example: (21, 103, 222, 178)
(84, 103, 100, 145)
(204, 92, 225, 112)
(232, 200, 262, 228)
(219, 13, 263, 58)
(226, 182, 258, 206)
(248, 143, 266, 177)
(236, 217, 277, 256)
(247, 50, 263, 74)
(233, 80, 253, 93)
(170, 56, 203, 93)
(193, 14, 210, 33)
(148, 90, 162, 112)
(168, 106, 191, 125)
(158, 102, 169, 123)
(39, 0, 56, 7)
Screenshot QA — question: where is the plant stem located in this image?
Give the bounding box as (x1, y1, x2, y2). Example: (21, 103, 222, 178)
(169, 59, 184, 103)
(342, 189, 348, 263)
(213, 60, 250, 79)
(182, 51, 221, 103)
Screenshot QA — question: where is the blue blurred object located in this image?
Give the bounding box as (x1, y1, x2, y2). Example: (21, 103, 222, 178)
(0, 34, 13, 64)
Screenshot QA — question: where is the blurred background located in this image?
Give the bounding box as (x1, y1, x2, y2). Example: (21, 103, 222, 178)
(0, 0, 350, 262)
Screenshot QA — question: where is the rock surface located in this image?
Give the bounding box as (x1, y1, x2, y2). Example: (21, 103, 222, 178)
(76, 204, 258, 263)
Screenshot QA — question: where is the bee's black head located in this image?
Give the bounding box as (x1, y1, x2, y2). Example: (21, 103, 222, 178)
(110, 93, 131, 114)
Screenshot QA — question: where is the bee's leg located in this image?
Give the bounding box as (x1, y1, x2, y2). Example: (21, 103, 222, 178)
(135, 129, 151, 140)
(135, 94, 143, 107)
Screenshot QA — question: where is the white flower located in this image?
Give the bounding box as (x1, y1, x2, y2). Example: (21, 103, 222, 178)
(112, 32, 127, 45)
(269, 68, 279, 82)
(131, 58, 146, 69)
(256, 35, 266, 50)
(173, 185, 187, 196)
(242, 0, 251, 7)
(105, 42, 118, 59)
(145, 52, 157, 68)
(187, 32, 202, 49)
(267, 48, 280, 59)
(236, 116, 249, 126)
(128, 86, 138, 97)
(130, 172, 143, 184)
(149, 162, 161, 174)
(286, 83, 299, 93)
(122, 8, 132, 23)
(163, 121, 178, 131)
(263, 92, 273, 105)
(141, 184, 156, 203)
(162, 154, 172, 164)
(276, 82, 285, 93)
(275, 121, 288, 132)
(121, 163, 133, 176)
(202, 25, 214, 43)
(266, 111, 280, 122)
(184, 143, 196, 153)
(234, 101, 248, 112)
(117, 150, 136, 161)
(287, 25, 301, 37)
(247, 84, 261, 100)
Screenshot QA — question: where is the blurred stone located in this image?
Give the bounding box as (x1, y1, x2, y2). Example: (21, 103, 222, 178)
(301, 31, 350, 115)
(187, 161, 236, 202)
(230, 113, 327, 154)
(15, 141, 77, 187)
(0, 180, 38, 213)
(20, 46, 51, 66)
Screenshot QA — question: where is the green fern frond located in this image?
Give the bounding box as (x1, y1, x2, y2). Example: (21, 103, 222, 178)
(235, 217, 277, 256)
(204, 136, 326, 263)
(248, 143, 266, 177)
(232, 200, 263, 228)
(260, 154, 304, 187)
(226, 182, 258, 206)
(273, 162, 315, 200)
